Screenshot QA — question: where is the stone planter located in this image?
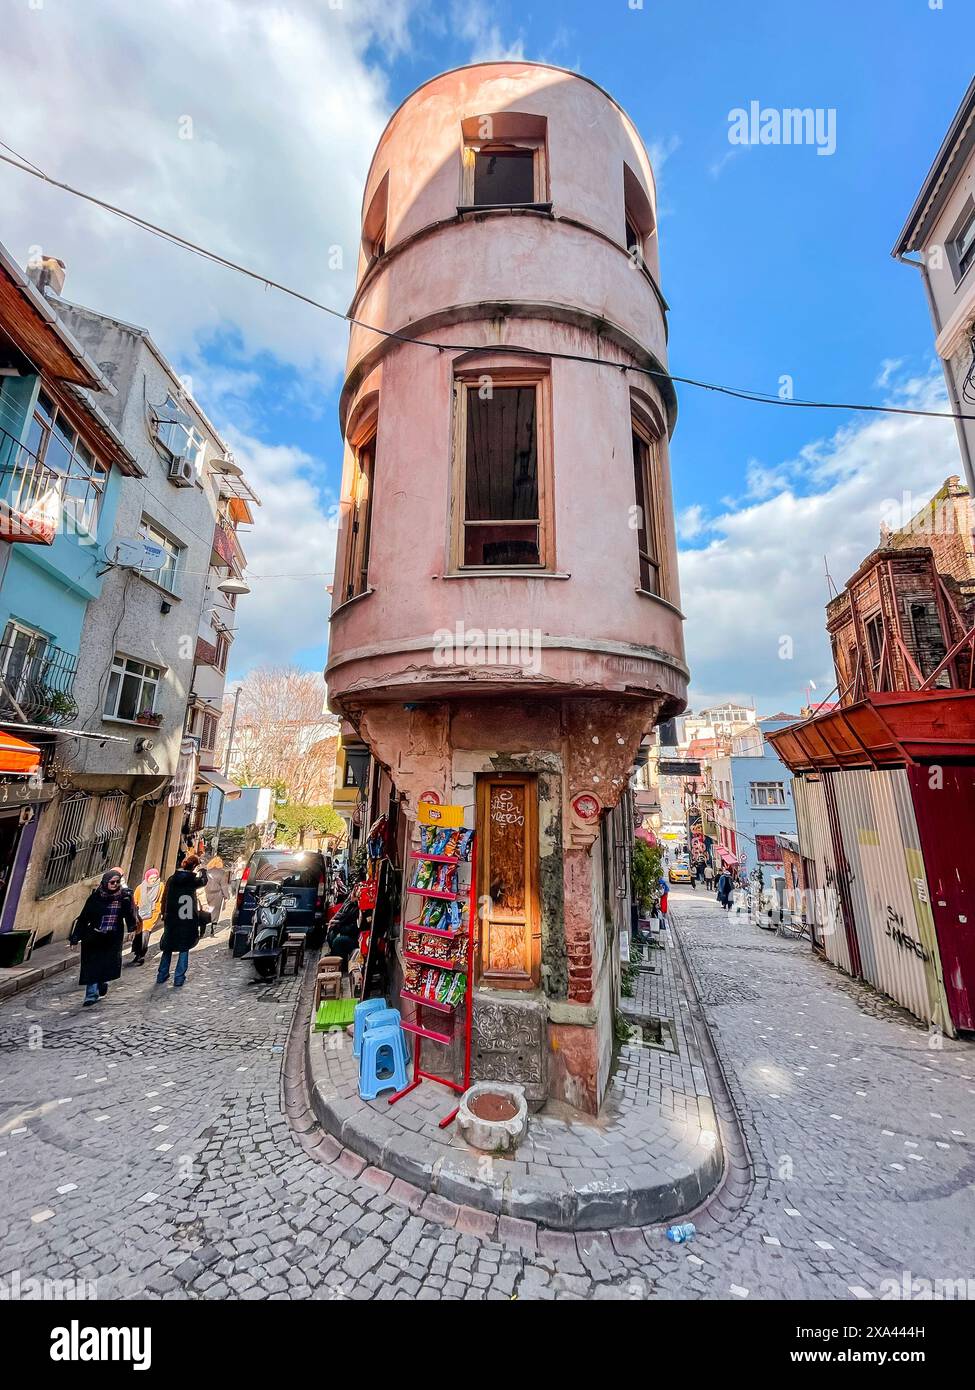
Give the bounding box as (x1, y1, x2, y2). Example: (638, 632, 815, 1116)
(456, 1082, 528, 1153)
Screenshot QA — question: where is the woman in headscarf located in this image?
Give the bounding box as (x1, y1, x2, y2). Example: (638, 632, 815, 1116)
(201, 855, 231, 935)
(71, 868, 138, 1005)
(156, 855, 208, 988)
(131, 867, 163, 964)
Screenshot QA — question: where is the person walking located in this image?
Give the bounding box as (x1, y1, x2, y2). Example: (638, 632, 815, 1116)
(703, 862, 715, 890)
(72, 868, 138, 1005)
(656, 873, 670, 926)
(130, 867, 163, 964)
(716, 869, 732, 911)
(201, 855, 231, 935)
(156, 855, 208, 989)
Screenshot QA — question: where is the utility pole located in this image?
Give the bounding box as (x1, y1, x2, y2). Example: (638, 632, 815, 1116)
(210, 683, 242, 857)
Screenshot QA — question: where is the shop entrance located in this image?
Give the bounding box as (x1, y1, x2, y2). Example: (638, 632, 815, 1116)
(0, 811, 23, 921)
(475, 772, 540, 989)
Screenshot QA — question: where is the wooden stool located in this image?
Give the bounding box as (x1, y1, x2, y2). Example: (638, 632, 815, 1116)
(279, 936, 305, 977)
(318, 955, 343, 975)
(314, 970, 342, 1009)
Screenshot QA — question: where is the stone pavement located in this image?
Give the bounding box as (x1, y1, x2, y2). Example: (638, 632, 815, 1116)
(0, 891, 973, 1300)
(307, 917, 721, 1230)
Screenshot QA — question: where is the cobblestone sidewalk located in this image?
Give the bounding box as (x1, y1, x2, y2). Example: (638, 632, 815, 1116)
(308, 919, 722, 1230)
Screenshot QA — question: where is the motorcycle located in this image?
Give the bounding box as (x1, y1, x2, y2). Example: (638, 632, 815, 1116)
(244, 879, 290, 979)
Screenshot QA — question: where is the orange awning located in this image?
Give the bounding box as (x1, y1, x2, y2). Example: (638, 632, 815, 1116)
(0, 731, 41, 775)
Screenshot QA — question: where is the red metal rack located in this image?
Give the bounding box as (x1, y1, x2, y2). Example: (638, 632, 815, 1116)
(389, 827, 477, 1128)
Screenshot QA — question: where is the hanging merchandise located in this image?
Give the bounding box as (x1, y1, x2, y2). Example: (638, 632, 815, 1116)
(389, 811, 477, 1127)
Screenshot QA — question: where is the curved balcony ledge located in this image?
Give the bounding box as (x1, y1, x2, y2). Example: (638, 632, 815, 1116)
(350, 206, 668, 324)
(326, 631, 689, 711)
(341, 298, 677, 438)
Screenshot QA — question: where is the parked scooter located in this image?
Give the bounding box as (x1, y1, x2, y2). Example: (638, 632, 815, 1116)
(244, 879, 290, 978)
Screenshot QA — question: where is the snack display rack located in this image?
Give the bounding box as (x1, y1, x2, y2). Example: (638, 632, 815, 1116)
(389, 817, 477, 1128)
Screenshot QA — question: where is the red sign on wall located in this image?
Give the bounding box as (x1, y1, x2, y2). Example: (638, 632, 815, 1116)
(755, 834, 780, 863)
(571, 793, 601, 824)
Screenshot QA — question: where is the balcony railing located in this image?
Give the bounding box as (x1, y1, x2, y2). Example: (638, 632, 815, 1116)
(212, 515, 245, 570)
(0, 425, 63, 545)
(0, 641, 79, 725)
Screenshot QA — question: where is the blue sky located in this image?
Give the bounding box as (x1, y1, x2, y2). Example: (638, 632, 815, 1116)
(2, 0, 972, 711)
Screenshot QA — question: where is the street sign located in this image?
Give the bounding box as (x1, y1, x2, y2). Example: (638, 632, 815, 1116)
(659, 760, 701, 778)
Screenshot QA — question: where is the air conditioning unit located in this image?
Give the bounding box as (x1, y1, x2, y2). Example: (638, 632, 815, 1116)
(168, 455, 195, 487)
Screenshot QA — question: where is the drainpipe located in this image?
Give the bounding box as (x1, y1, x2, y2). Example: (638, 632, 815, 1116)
(894, 250, 975, 498)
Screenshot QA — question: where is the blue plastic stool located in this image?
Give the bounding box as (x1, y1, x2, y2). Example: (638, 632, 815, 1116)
(352, 997, 388, 1058)
(364, 1008, 411, 1065)
(358, 1025, 408, 1101)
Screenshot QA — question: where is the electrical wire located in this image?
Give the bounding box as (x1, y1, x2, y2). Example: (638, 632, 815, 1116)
(2, 142, 973, 425)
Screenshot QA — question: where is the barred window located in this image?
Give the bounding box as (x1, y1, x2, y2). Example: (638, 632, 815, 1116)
(40, 791, 129, 898)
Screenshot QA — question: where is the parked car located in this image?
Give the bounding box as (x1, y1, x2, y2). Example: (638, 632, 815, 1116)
(668, 860, 692, 884)
(231, 848, 328, 949)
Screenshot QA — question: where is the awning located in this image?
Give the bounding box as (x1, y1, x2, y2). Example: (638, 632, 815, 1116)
(766, 691, 975, 772)
(197, 768, 241, 799)
(717, 847, 738, 866)
(0, 730, 41, 775)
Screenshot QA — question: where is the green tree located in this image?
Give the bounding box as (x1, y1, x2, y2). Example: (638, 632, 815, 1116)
(274, 803, 345, 849)
(631, 838, 663, 914)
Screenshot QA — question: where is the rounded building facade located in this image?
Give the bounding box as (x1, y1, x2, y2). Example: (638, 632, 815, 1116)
(327, 63, 688, 1112)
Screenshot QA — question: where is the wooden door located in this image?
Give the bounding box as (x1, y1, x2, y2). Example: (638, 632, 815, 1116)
(476, 773, 540, 989)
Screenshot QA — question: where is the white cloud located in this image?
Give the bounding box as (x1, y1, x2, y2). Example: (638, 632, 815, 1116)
(0, 0, 417, 380)
(676, 503, 705, 540)
(450, 3, 526, 62)
(678, 370, 963, 712)
(0, 0, 423, 677)
(222, 430, 339, 674)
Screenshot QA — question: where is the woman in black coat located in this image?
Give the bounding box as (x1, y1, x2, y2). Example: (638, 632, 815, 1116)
(73, 868, 138, 1006)
(156, 856, 208, 988)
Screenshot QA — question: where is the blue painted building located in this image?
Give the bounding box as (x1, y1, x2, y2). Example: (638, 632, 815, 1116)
(0, 247, 141, 938)
(711, 715, 800, 886)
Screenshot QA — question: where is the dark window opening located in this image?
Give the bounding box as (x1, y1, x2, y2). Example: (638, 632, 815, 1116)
(473, 147, 535, 206)
(631, 430, 660, 595)
(344, 436, 375, 600)
(865, 613, 885, 689)
(464, 385, 540, 566)
(625, 212, 643, 259)
(909, 601, 948, 682)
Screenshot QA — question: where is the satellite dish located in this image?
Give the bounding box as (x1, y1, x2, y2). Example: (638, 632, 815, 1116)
(110, 536, 166, 572)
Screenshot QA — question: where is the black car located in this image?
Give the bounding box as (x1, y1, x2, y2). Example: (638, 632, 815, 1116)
(231, 849, 329, 948)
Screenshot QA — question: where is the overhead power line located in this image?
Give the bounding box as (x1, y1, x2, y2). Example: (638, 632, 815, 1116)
(1, 141, 973, 424)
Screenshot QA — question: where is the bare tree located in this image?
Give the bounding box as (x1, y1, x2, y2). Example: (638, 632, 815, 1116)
(215, 666, 339, 804)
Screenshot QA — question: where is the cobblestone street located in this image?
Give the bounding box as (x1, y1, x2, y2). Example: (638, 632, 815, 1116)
(1, 892, 973, 1301)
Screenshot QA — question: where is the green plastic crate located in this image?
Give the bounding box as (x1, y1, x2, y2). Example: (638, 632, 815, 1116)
(314, 998, 356, 1031)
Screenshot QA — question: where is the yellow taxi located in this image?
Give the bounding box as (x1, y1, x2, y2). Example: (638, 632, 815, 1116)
(668, 860, 693, 884)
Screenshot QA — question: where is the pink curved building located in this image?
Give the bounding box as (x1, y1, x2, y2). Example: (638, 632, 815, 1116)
(327, 62, 688, 1111)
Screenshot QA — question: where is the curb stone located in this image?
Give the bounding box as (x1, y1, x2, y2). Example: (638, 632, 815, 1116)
(291, 928, 744, 1233)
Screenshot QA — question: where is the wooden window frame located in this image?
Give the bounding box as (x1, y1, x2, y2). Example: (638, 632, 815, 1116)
(631, 412, 666, 600)
(476, 771, 540, 990)
(341, 420, 377, 603)
(461, 139, 547, 207)
(450, 367, 554, 574)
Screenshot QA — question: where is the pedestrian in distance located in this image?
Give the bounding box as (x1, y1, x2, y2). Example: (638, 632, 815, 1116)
(71, 867, 138, 1006)
(703, 862, 715, 889)
(734, 875, 750, 915)
(716, 870, 732, 911)
(130, 866, 163, 965)
(657, 874, 669, 925)
(201, 855, 232, 934)
(156, 855, 208, 989)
